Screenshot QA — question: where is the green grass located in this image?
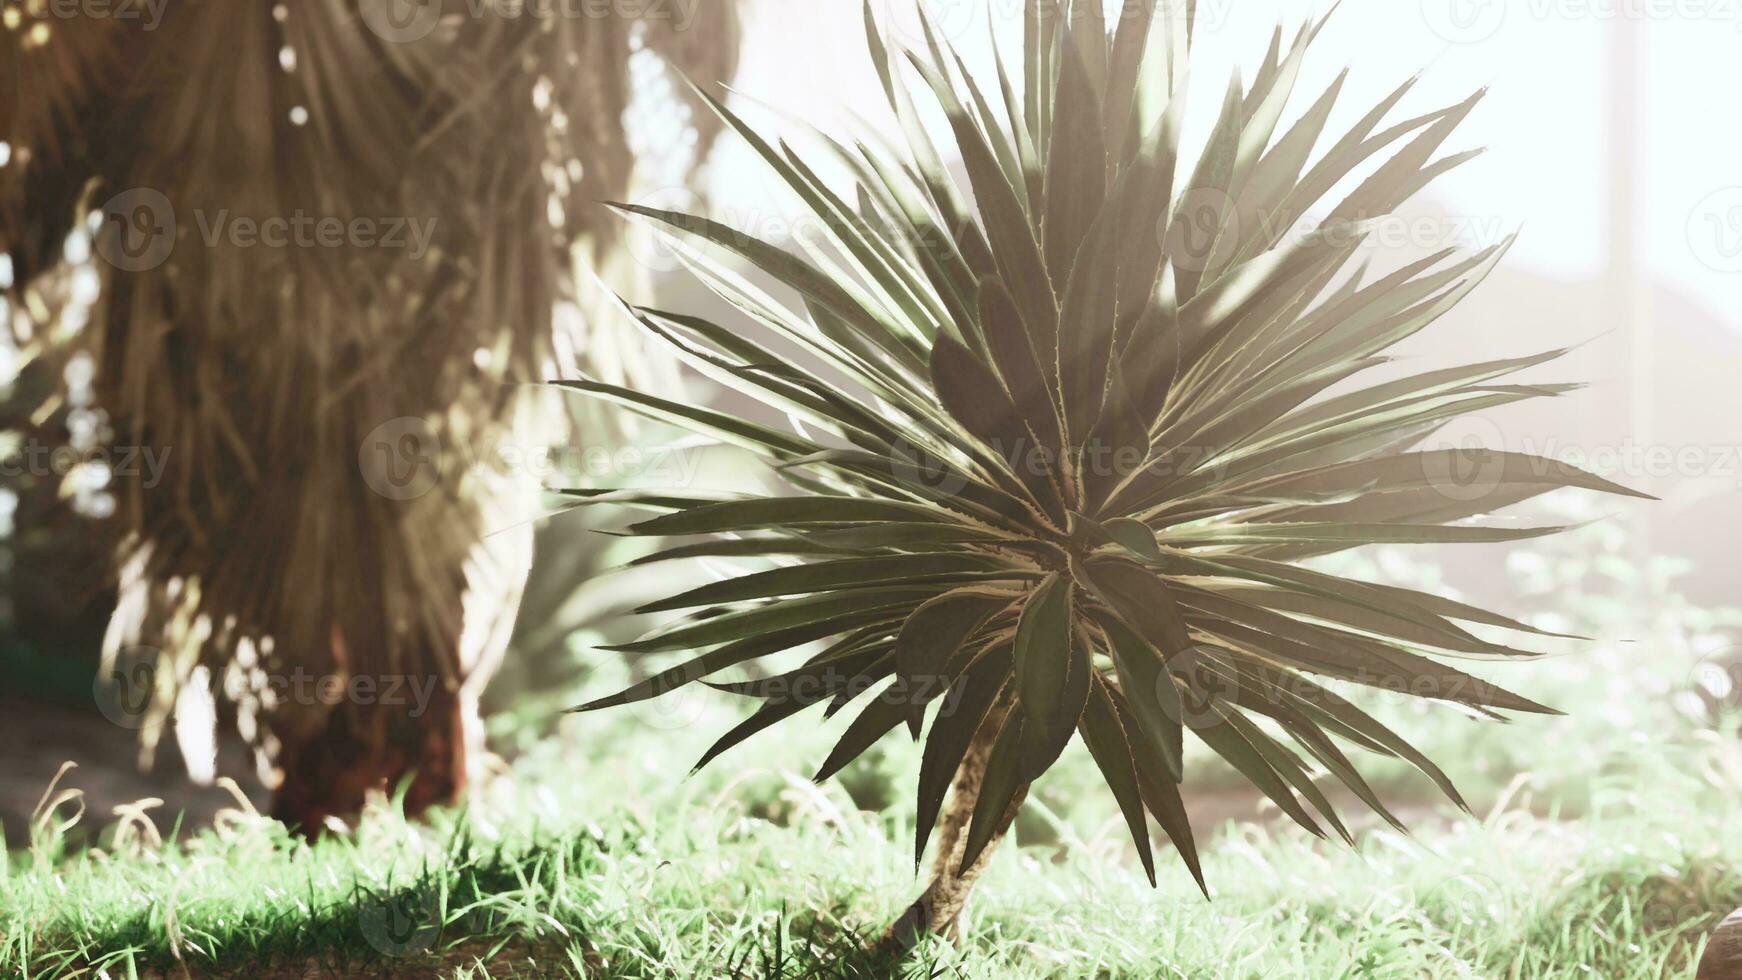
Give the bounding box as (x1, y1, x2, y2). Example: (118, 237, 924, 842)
(7, 524, 1742, 977)
(5, 730, 1742, 978)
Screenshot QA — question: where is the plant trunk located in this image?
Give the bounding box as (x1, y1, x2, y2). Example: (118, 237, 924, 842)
(1699, 908, 1742, 979)
(269, 678, 473, 834)
(881, 702, 1027, 955)
(266, 520, 524, 834)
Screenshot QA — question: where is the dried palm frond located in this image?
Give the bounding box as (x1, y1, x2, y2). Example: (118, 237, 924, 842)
(1, 0, 740, 821)
(567, 0, 1647, 901)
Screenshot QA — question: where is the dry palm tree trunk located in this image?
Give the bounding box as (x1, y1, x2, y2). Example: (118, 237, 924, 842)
(1, 1, 739, 830)
(883, 700, 1028, 953)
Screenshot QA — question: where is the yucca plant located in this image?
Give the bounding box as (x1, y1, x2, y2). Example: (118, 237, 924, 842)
(567, 0, 1648, 945)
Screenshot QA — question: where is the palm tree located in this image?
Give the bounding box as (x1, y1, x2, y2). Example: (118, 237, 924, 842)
(0, 0, 739, 831)
(567, 0, 1648, 945)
